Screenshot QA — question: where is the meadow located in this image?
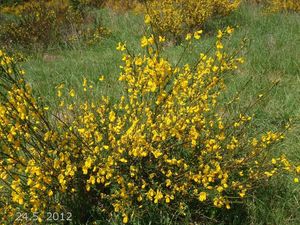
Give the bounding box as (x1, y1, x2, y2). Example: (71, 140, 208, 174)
(0, 1, 300, 224)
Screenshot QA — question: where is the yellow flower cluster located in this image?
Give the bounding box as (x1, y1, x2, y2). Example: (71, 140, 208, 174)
(144, 0, 240, 39)
(0, 28, 299, 224)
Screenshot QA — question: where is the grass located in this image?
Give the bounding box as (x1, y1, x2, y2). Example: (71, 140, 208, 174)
(2, 2, 300, 224)
(21, 10, 145, 105)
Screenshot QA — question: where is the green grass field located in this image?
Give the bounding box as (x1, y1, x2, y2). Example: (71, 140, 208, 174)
(1, 2, 300, 224)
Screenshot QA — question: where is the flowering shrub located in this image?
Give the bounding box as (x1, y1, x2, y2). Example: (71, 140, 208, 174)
(245, 0, 300, 12)
(144, 0, 240, 40)
(69, 0, 106, 11)
(265, 0, 300, 12)
(0, 0, 24, 7)
(0, 0, 108, 50)
(0, 27, 299, 224)
(104, 0, 144, 11)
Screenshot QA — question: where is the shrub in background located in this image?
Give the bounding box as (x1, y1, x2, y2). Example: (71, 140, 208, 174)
(69, 0, 106, 11)
(144, 0, 240, 41)
(104, 0, 145, 11)
(266, 0, 300, 12)
(0, 27, 299, 224)
(0, 0, 25, 7)
(0, 0, 108, 50)
(244, 0, 300, 12)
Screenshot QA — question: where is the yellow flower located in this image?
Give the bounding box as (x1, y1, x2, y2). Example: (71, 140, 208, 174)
(109, 111, 116, 122)
(165, 195, 171, 203)
(217, 30, 223, 39)
(119, 158, 128, 163)
(226, 26, 234, 34)
(165, 179, 171, 187)
(147, 80, 157, 92)
(141, 36, 148, 48)
(185, 33, 192, 41)
(239, 190, 246, 198)
(69, 89, 75, 97)
(57, 89, 62, 97)
(48, 190, 53, 197)
(199, 192, 207, 202)
(144, 14, 151, 24)
(296, 166, 300, 174)
(154, 189, 163, 203)
(58, 174, 65, 185)
(137, 195, 143, 202)
(152, 150, 163, 158)
(99, 75, 105, 81)
(194, 30, 203, 40)
(264, 171, 273, 177)
(86, 184, 91, 192)
(159, 36, 166, 42)
(84, 157, 93, 169)
(135, 57, 143, 66)
(216, 41, 223, 49)
(89, 176, 96, 185)
(122, 214, 129, 224)
(226, 201, 231, 209)
(116, 42, 126, 51)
